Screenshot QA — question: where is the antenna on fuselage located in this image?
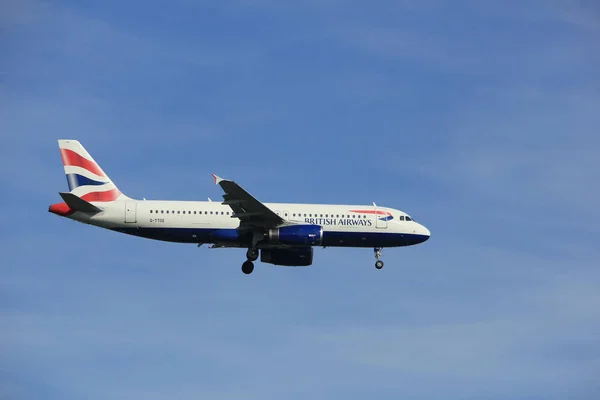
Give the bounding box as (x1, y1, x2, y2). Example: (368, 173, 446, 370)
(208, 197, 212, 202)
(373, 202, 377, 206)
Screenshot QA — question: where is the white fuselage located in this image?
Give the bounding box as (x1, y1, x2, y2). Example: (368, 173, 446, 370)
(64, 199, 431, 248)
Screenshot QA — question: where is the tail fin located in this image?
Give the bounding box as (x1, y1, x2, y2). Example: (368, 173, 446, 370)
(58, 139, 130, 202)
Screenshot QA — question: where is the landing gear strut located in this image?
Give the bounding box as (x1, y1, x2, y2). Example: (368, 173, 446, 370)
(242, 248, 259, 274)
(374, 247, 384, 269)
(246, 248, 259, 262)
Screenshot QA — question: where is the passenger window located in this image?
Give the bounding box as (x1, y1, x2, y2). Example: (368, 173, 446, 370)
(210, 211, 213, 214)
(150, 210, 153, 214)
(167, 211, 170, 214)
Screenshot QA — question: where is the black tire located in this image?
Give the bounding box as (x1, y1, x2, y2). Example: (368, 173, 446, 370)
(375, 260, 384, 269)
(242, 260, 254, 274)
(246, 248, 259, 261)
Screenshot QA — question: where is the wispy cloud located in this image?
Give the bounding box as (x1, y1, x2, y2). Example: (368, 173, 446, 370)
(3, 1, 600, 399)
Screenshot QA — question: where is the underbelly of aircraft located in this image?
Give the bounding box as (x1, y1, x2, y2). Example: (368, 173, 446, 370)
(112, 227, 429, 247)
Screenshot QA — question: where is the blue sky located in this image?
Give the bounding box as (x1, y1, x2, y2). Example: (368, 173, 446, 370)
(2, 0, 599, 398)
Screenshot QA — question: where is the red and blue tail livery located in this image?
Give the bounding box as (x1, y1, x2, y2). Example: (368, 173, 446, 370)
(49, 140, 430, 274)
(58, 140, 126, 203)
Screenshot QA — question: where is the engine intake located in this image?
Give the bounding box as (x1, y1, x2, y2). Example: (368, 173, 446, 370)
(268, 224, 323, 246)
(261, 247, 313, 266)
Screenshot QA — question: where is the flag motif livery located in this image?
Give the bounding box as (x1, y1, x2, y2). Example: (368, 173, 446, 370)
(350, 209, 394, 221)
(58, 140, 126, 202)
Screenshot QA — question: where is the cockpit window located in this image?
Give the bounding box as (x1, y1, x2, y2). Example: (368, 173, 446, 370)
(406, 216, 412, 221)
(399, 216, 405, 221)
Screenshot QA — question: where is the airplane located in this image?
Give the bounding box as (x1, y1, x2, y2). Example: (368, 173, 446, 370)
(48, 140, 431, 274)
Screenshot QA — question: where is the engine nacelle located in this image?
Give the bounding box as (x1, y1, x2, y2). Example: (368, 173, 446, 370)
(261, 247, 314, 266)
(268, 224, 323, 246)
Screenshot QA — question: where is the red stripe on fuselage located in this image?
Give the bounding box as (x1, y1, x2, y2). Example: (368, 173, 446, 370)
(80, 188, 121, 202)
(60, 148, 106, 177)
(349, 209, 391, 215)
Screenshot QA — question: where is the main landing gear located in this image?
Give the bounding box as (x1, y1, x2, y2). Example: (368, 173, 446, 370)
(242, 248, 259, 274)
(374, 247, 384, 269)
(242, 260, 254, 274)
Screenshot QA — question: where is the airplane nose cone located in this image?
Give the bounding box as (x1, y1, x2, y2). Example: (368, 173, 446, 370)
(418, 224, 430, 241)
(423, 225, 431, 237)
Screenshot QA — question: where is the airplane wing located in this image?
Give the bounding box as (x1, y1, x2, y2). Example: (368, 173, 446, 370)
(212, 174, 284, 228)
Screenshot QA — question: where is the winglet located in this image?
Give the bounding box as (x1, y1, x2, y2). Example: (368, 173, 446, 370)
(212, 174, 224, 184)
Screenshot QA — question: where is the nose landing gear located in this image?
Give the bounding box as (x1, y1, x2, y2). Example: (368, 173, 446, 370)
(374, 247, 384, 269)
(242, 248, 259, 274)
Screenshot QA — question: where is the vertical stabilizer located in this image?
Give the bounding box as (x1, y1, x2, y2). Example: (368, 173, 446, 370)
(58, 140, 130, 202)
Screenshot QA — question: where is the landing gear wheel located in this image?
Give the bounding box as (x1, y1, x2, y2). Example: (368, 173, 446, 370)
(242, 261, 254, 275)
(374, 247, 384, 270)
(246, 248, 259, 262)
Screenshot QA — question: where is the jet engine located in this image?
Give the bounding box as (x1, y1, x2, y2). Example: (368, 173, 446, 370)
(267, 224, 323, 246)
(261, 247, 313, 266)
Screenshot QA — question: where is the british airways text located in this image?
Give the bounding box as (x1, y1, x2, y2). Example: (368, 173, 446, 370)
(304, 218, 373, 226)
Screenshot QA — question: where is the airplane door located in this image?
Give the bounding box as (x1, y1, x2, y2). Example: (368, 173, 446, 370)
(375, 208, 387, 229)
(125, 202, 137, 223)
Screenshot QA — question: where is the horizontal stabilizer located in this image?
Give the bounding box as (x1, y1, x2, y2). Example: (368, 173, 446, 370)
(59, 192, 102, 213)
